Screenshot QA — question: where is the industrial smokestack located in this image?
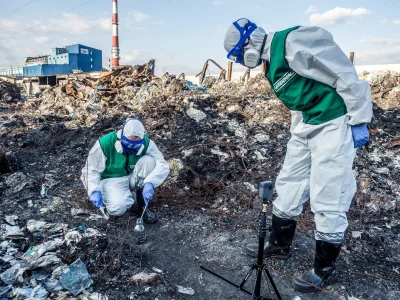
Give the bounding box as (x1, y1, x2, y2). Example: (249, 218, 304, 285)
(112, 0, 120, 68)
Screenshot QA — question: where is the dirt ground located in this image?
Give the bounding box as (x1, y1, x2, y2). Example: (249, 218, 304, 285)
(0, 80, 399, 299)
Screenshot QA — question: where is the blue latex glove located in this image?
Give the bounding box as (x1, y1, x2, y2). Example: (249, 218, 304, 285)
(90, 191, 103, 208)
(351, 124, 369, 148)
(142, 182, 154, 206)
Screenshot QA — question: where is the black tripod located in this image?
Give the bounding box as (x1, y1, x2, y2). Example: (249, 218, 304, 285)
(200, 181, 282, 300)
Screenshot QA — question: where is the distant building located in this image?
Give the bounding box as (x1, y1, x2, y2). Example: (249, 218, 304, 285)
(0, 67, 23, 77)
(23, 44, 102, 77)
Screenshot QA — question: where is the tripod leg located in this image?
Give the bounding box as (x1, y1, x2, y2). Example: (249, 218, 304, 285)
(254, 267, 263, 299)
(263, 267, 282, 300)
(239, 264, 256, 289)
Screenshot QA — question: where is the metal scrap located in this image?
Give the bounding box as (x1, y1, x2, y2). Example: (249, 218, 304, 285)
(60, 60, 159, 100)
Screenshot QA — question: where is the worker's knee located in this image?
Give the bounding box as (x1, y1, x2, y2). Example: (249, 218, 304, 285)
(106, 200, 129, 216)
(130, 156, 157, 189)
(104, 195, 135, 216)
(314, 212, 348, 234)
(136, 155, 156, 174)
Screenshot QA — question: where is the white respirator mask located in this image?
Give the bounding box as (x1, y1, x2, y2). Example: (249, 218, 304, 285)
(243, 33, 267, 69)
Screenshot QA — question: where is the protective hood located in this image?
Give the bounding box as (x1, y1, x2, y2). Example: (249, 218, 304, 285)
(224, 18, 268, 65)
(115, 119, 145, 155)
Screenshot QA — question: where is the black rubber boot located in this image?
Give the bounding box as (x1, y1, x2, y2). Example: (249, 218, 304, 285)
(293, 240, 341, 293)
(245, 215, 296, 259)
(136, 189, 158, 224)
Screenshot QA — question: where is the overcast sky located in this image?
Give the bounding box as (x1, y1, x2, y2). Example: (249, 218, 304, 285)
(1, 0, 400, 76)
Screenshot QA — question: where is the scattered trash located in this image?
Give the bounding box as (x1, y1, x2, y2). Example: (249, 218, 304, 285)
(352, 231, 362, 239)
(4, 215, 18, 226)
(151, 267, 163, 274)
(60, 259, 94, 296)
(130, 269, 159, 285)
(186, 107, 207, 122)
(176, 285, 195, 296)
(40, 183, 48, 197)
(25, 220, 46, 233)
(23, 239, 64, 263)
(0, 262, 26, 284)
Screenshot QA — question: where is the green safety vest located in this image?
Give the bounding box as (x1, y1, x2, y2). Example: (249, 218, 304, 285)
(265, 26, 347, 125)
(98, 131, 150, 180)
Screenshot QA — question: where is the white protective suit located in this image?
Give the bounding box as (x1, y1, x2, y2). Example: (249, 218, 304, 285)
(228, 25, 373, 243)
(81, 130, 170, 216)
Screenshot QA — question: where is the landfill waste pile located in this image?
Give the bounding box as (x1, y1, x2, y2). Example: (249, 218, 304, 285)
(361, 70, 400, 110)
(0, 81, 21, 102)
(0, 218, 108, 299)
(0, 66, 399, 299)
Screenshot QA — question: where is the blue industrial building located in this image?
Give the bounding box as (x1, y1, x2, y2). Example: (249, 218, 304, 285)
(23, 44, 102, 77)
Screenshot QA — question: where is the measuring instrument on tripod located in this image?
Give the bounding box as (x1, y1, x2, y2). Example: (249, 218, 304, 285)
(200, 181, 282, 300)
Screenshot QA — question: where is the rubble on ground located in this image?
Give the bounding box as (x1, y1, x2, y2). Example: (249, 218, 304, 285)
(0, 80, 21, 102)
(0, 64, 399, 299)
(361, 70, 400, 110)
(0, 217, 108, 298)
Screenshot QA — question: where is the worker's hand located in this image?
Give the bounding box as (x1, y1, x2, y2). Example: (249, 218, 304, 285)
(90, 191, 103, 208)
(142, 182, 154, 206)
(351, 124, 369, 148)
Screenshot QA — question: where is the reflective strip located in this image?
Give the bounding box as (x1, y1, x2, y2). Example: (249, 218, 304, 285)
(274, 71, 297, 92)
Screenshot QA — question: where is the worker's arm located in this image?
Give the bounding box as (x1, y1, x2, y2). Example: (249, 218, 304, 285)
(143, 140, 170, 187)
(285, 26, 373, 125)
(80, 141, 106, 196)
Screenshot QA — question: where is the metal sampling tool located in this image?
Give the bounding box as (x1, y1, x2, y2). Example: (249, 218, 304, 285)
(99, 206, 109, 221)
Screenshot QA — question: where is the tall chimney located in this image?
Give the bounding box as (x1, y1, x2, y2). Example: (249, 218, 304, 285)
(112, 0, 120, 68)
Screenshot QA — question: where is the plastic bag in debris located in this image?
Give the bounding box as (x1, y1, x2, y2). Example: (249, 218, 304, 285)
(64, 228, 99, 246)
(31, 269, 51, 281)
(12, 285, 48, 299)
(44, 278, 63, 292)
(0, 240, 19, 262)
(26, 220, 47, 232)
(1, 224, 24, 239)
(51, 264, 68, 279)
(60, 259, 93, 296)
(78, 291, 109, 300)
(23, 238, 64, 263)
(0, 262, 26, 284)
(0, 285, 12, 298)
(4, 215, 18, 226)
(31, 284, 48, 299)
(11, 287, 32, 298)
(185, 81, 206, 92)
(28, 253, 62, 269)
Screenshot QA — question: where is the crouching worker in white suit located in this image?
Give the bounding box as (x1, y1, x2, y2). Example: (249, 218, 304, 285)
(81, 118, 170, 224)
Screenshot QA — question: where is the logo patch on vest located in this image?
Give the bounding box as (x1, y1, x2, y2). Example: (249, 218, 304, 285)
(274, 71, 298, 92)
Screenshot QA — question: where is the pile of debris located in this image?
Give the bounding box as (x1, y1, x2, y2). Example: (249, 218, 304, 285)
(0, 64, 399, 298)
(36, 63, 206, 126)
(61, 61, 158, 101)
(361, 70, 400, 110)
(0, 217, 108, 299)
(0, 80, 20, 102)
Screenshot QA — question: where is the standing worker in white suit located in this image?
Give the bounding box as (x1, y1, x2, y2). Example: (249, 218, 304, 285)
(81, 118, 170, 224)
(224, 18, 372, 292)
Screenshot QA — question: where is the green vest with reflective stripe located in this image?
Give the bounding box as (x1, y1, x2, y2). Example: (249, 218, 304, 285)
(265, 26, 347, 125)
(98, 131, 150, 180)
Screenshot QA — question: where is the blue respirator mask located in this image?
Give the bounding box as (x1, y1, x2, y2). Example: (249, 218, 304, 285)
(117, 118, 145, 155)
(121, 136, 144, 154)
